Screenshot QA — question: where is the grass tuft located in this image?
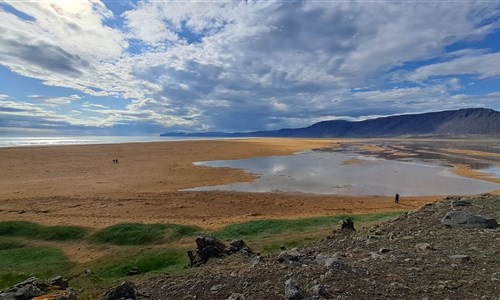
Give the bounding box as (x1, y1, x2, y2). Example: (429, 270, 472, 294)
(215, 211, 404, 240)
(0, 221, 87, 241)
(89, 223, 200, 245)
(0, 239, 25, 250)
(95, 249, 188, 278)
(0, 246, 74, 288)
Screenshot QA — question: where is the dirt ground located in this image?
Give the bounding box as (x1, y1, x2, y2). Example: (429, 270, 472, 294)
(138, 193, 500, 300)
(0, 138, 496, 229)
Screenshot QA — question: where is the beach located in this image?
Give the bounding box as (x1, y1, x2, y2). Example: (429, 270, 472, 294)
(0, 138, 441, 229)
(0, 138, 496, 229)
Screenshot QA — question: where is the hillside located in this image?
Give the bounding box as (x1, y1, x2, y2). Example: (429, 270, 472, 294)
(161, 108, 500, 138)
(137, 194, 499, 299)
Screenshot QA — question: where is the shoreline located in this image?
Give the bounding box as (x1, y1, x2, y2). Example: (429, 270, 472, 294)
(0, 138, 497, 229)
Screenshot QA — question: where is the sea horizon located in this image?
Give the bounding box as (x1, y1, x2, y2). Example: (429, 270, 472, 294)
(0, 135, 242, 148)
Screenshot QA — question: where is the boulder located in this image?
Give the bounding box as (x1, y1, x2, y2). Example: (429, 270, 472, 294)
(127, 267, 141, 276)
(104, 281, 137, 300)
(13, 277, 38, 289)
(278, 249, 302, 263)
(325, 256, 347, 270)
(449, 254, 473, 264)
(229, 240, 253, 255)
(48, 276, 69, 290)
(0, 292, 16, 300)
(284, 279, 302, 300)
(337, 218, 356, 232)
(196, 235, 226, 252)
(227, 293, 245, 300)
(415, 243, 435, 252)
(310, 283, 330, 298)
(441, 211, 498, 229)
(188, 234, 227, 266)
(15, 284, 43, 300)
(450, 199, 472, 208)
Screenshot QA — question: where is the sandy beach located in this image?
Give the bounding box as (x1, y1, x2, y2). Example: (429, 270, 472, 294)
(0, 138, 491, 229)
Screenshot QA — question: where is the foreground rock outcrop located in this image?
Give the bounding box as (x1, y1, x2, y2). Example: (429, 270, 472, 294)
(137, 193, 500, 299)
(0, 276, 75, 300)
(187, 235, 253, 267)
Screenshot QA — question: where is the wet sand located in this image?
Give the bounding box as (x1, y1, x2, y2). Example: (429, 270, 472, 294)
(0, 138, 496, 229)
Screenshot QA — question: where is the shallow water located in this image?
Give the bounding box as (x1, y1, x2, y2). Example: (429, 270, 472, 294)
(480, 166, 500, 177)
(187, 151, 499, 196)
(0, 136, 244, 148)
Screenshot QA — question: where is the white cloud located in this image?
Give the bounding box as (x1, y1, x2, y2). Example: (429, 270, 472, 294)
(406, 52, 500, 82)
(81, 101, 110, 110)
(28, 94, 81, 106)
(0, 1, 499, 133)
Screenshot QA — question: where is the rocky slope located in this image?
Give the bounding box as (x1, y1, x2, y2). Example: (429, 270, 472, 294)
(136, 194, 500, 300)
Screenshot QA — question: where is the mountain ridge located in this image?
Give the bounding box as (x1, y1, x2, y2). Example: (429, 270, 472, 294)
(161, 108, 500, 138)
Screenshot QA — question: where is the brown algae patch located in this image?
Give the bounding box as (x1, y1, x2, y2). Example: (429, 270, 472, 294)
(451, 163, 500, 184)
(342, 159, 370, 165)
(445, 148, 500, 158)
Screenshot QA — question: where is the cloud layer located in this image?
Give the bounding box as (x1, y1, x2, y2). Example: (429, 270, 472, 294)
(0, 0, 499, 134)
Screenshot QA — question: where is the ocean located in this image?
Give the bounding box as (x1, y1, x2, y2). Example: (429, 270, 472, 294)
(0, 136, 217, 148)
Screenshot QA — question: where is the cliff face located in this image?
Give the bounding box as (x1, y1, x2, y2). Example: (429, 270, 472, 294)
(161, 108, 500, 137)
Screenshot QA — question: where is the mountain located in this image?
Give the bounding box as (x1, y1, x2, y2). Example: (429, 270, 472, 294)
(161, 108, 500, 138)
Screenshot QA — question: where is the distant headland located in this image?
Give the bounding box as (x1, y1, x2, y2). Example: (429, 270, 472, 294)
(161, 108, 500, 138)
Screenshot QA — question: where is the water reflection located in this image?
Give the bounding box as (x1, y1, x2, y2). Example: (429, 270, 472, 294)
(188, 151, 499, 196)
(481, 166, 500, 177)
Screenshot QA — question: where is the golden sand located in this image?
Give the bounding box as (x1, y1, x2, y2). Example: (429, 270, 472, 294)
(0, 138, 495, 230)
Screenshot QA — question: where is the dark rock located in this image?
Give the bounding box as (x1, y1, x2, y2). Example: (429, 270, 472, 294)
(415, 243, 435, 252)
(441, 211, 498, 228)
(210, 284, 223, 293)
(378, 247, 392, 254)
(196, 234, 226, 253)
(324, 256, 347, 270)
(229, 240, 253, 255)
(105, 281, 138, 300)
(13, 277, 38, 289)
(278, 249, 301, 263)
(188, 234, 227, 266)
(49, 276, 69, 289)
(451, 199, 472, 208)
(14, 284, 43, 300)
(83, 269, 93, 276)
(389, 282, 408, 289)
(284, 279, 302, 300)
(450, 254, 473, 264)
(311, 283, 330, 298)
(127, 267, 141, 276)
(227, 293, 245, 300)
(0, 292, 16, 300)
(337, 218, 356, 232)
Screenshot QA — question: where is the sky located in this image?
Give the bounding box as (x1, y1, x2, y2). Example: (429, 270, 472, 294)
(0, 0, 499, 136)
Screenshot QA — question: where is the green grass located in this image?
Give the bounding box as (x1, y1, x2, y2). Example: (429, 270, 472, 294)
(0, 239, 26, 250)
(0, 221, 87, 241)
(89, 223, 200, 245)
(215, 211, 404, 240)
(94, 249, 188, 278)
(0, 246, 74, 288)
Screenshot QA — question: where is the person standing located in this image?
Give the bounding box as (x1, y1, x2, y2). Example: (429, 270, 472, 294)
(395, 193, 400, 204)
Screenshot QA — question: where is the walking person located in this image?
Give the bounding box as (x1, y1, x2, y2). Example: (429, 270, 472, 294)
(395, 193, 400, 204)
